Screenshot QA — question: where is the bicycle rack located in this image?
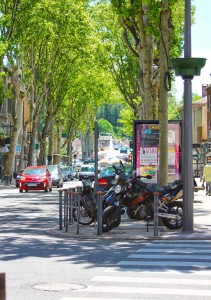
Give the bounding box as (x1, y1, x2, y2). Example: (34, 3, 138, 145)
(59, 187, 82, 234)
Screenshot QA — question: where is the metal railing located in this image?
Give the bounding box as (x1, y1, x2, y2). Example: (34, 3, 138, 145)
(59, 187, 81, 233)
(58, 187, 103, 235)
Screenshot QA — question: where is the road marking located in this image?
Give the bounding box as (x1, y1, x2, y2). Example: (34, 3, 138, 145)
(61, 240, 211, 300)
(91, 275, 211, 285)
(129, 253, 211, 260)
(117, 260, 211, 267)
(70, 285, 211, 296)
(136, 248, 211, 253)
(139, 242, 211, 248)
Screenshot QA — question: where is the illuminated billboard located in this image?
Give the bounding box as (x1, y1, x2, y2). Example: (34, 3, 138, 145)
(133, 120, 182, 183)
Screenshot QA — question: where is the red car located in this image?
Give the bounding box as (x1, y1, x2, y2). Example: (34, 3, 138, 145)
(19, 165, 52, 193)
(15, 168, 25, 187)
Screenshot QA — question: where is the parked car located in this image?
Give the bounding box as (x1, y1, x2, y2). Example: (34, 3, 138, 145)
(98, 164, 133, 191)
(15, 168, 25, 187)
(78, 164, 95, 181)
(74, 160, 83, 172)
(47, 164, 63, 188)
(60, 167, 68, 182)
(19, 165, 52, 193)
(61, 166, 77, 180)
(83, 158, 94, 164)
(119, 146, 128, 154)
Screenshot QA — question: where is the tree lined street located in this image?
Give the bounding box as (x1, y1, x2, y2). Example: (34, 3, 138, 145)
(1, 1, 210, 299)
(0, 0, 186, 188)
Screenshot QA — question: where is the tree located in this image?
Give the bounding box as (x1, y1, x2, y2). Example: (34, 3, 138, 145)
(98, 118, 115, 136)
(117, 106, 134, 138)
(95, 0, 184, 185)
(0, 0, 27, 178)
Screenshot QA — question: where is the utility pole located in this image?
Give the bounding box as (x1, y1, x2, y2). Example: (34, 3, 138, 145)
(171, 0, 206, 232)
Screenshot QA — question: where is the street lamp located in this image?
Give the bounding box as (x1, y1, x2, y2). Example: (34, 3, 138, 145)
(94, 119, 99, 194)
(171, 0, 206, 231)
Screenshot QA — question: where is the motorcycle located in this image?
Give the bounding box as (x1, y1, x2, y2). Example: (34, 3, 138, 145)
(102, 164, 183, 232)
(73, 178, 121, 231)
(102, 162, 152, 232)
(126, 179, 183, 229)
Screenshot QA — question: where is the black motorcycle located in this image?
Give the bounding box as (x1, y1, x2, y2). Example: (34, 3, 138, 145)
(102, 164, 183, 232)
(102, 162, 152, 232)
(73, 178, 121, 231)
(125, 179, 183, 229)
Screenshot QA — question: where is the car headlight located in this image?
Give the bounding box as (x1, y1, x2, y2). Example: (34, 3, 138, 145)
(20, 176, 25, 180)
(114, 185, 122, 194)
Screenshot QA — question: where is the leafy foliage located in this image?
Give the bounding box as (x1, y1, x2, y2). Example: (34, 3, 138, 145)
(98, 118, 116, 136)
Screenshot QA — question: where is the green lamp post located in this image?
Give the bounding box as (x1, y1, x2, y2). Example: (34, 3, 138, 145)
(170, 58, 206, 78)
(170, 0, 206, 232)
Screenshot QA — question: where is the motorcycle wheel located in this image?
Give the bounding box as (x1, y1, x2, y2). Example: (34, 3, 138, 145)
(73, 206, 95, 225)
(102, 206, 121, 233)
(126, 208, 136, 219)
(161, 201, 183, 230)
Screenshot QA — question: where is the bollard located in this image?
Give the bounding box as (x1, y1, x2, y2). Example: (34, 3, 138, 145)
(76, 187, 82, 234)
(69, 188, 75, 224)
(76, 192, 81, 235)
(97, 191, 103, 235)
(153, 192, 159, 237)
(59, 190, 63, 230)
(0, 273, 6, 300)
(63, 189, 69, 232)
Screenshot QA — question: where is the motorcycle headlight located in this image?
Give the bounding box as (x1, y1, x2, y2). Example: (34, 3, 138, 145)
(114, 184, 122, 194)
(115, 174, 119, 181)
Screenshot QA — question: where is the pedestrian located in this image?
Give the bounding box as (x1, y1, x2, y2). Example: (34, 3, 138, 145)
(202, 155, 211, 195)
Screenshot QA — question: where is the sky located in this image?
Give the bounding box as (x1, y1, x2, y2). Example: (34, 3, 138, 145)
(175, 0, 211, 101)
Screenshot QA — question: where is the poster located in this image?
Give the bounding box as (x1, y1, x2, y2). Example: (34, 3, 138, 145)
(134, 121, 181, 183)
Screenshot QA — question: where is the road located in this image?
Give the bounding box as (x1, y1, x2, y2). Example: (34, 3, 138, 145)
(1, 181, 211, 300)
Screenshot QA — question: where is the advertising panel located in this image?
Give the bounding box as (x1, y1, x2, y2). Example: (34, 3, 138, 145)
(134, 121, 181, 183)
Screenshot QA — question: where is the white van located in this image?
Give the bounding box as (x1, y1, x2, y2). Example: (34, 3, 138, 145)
(78, 164, 95, 181)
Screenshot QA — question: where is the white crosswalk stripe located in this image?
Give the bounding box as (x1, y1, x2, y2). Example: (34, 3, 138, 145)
(60, 240, 211, 300)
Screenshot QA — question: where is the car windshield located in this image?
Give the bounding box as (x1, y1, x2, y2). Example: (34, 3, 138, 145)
(101, 168, 115, 177)
(47, 165, 58, 173)
(101, 165, 132, 177)
(25, 168, 45, 175)
(80, 167, 94, 172)
(63, 167, 71, 171)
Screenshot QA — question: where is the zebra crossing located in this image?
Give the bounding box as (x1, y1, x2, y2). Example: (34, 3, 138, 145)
(60, 240, 211, 300)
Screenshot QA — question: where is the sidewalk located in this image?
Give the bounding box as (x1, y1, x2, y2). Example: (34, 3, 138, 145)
(2, 178, 211, 240)
(48, 184, 211, 241)
(0, 178, 16, 189)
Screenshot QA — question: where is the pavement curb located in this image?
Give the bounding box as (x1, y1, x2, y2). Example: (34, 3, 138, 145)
(46, 223, 211, 241)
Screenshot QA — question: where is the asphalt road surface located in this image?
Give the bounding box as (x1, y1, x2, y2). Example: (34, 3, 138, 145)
(1, 181, 211, 300)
